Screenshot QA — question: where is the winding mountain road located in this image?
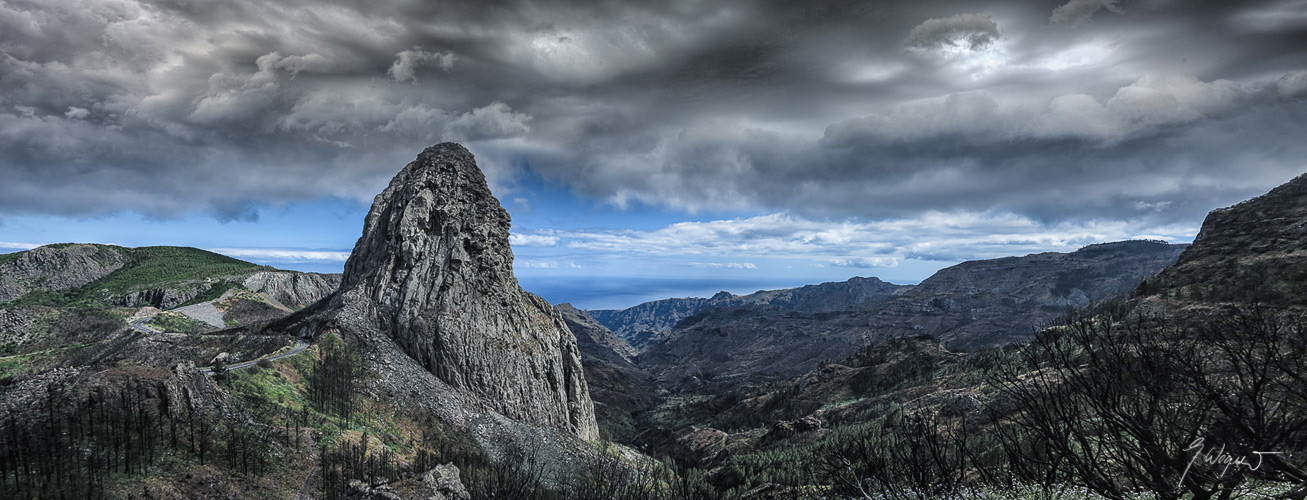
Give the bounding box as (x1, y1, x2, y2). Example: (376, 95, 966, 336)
(129, 318, 161, 334)
(129, 309, 311, 375)
(200, 339, 310, 374)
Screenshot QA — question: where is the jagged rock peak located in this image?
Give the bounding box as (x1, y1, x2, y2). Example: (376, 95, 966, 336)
(330, 142, 599, 440)
(342, 143, 510, 290)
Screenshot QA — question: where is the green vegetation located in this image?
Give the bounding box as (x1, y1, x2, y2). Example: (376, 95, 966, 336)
(179, 280, 239, 308)
(306, 334, 365, 426)
(146, 311, 213, 334)
(206, 334, 738, 499)
(217, 334, 497, 498)
(6, 288, 75, 307)
(0, 250, 20, 267)
(100, 246, 265, 293)
(13, 299, 1300, 499)
(0, 353, 29, 379)
(0, 345, 93, 380)
(5, 245, 269, 308)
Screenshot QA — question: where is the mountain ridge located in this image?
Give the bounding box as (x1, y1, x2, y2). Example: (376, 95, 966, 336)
(589, 276, 911, 353)
(1148, 172, 1307, 305)
(0, 243, 343, 310)
(619, 239, 1185, 389)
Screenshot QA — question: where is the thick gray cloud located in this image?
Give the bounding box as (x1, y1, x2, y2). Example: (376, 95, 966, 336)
(1050, 0, 1124, 27)
(1, 0, 1305, 232)
(388, 50, 456, 83)
(903, 13, 1001, 51)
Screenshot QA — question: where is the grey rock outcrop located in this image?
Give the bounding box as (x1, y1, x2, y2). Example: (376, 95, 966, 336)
(347, 464, 470, 500)
(558, 303, 637, 362)
(422, 464, 471, 500)
(110, 284, 210, 309)
(242, 271, 341, 310)
(296, 143, 598, 440)
(0, 244, 125, 303)
(557, 304, 656, 440)
(0, 306, 42, 346)
(166, 361, 231, 415)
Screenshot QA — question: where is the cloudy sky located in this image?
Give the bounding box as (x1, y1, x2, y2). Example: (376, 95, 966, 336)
(2, 0, 1306, 308)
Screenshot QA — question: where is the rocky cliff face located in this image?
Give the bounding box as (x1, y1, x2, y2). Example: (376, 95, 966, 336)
(588, 297, 713, 352)
(110, 283, 211, 309)
(297, 143, 598, 440)
(242, 271, 341, 310)
(556, 304, 655, 441)
(558, 304, 638, 362)
(0, 244, 125, 303)
(1150, 173, 1307, 305)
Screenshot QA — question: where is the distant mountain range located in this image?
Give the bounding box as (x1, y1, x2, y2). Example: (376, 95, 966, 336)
(587, 276, 909, 352)
(588, 239, 1185, 389)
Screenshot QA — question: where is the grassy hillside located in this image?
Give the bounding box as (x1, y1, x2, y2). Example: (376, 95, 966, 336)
(5, 245, 270, 308)
(98, 246, 265, 294)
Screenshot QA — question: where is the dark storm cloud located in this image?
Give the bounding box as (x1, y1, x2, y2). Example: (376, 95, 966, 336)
(903, 13, 1001, 50)
(1050, 0, 1124, 27)
(2, 0, 1305, 232)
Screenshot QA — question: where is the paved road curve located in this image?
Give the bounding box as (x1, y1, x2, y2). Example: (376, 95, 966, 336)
(200, 339, 310, 374)
(129, 319, 161, 334)
(130, 311, 311, 375)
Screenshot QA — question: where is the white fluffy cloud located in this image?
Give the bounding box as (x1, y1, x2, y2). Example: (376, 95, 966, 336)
(272, 53, 337, 76)
(64, 107, 90, 119)
(690, 262, 759, 270)
(388, 50, 456, 83)
(208, 248, 351, 263)
(825, 257, 900, 269)
(510, 211, 1196, 267)
(446, 103, 532, 141)
(509, 233, 560, 247)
